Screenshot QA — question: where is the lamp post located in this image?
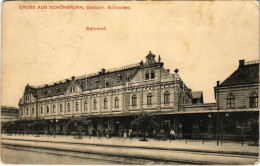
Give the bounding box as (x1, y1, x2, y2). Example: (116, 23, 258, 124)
(50, 117, 58, 138)
(220, 113, 229, 145)
(216, 82, 220, 146)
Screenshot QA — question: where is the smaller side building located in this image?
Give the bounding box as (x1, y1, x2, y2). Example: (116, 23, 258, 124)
(1, 106, 19, 122)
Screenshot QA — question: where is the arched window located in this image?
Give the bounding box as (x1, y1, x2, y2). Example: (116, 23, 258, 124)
(53, 105, 56, 113)
(249, 92, 258, 108)
(104, 98, 108, 109)
(226, 94, 235, 108)
(47, 105, 49, 114)
(164, 91, 170, 105)
(115, 97, 119, 108)
(151, 70, 155, 79)
(145, 71, 149, 80)
(93, 99, 97, 110)
(84, 101, 87, 110)
(60, 104, 63, 113)
(132, 95, 137, 106)
(75, 102, 79, 111)
(147, 93, 152, 106)
(67, 103, 70, 112)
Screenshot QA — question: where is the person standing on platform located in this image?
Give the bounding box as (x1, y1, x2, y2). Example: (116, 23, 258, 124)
(123, 129, 127, 139)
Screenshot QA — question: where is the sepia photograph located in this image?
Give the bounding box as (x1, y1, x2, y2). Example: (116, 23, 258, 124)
(1, 0, 259, 165)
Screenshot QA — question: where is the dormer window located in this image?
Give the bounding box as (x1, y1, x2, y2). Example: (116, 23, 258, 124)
(126, 74, 131, 82)
(118, 74, 122, 81)
(151, 70, 155, 79)
(145, 71, 149, 80)
(44, 89, 47, 95)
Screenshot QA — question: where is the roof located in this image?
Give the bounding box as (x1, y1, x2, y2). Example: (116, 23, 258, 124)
(25, 65, 140, 99)
(1, 106, 19, 110)
(220, 62, 259, 86)
(191, 91, 203, 99)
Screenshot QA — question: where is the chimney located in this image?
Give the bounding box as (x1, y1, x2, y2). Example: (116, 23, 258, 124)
(101, 68, 106, 74)
(217, 81, 220, 87)
(174, 68, 179, 74)
(239, 60, 245, 66)
(71, 76, 75, 80)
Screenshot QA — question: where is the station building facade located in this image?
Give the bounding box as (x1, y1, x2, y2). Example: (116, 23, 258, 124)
(18, 52, 259, 138)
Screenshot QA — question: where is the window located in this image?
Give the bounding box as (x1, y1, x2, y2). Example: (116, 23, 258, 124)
(60, 104, 63, 113)
(67, 103, 70, 112)
(26, 108, 29, 115)
(53, 105, 56, 113)
(93, 99, 97, 110)
(40, 106, 43, 114)
(21, 108, 23, 115)
(47, 105, 49, 114)
(84, 101, 87, 110)
(226, 94, 235, 108)
(115, 97, 119, 108)
(151, 70, 155, 79)
(32, 107, 34, 115)
(104, 98, 108, 109)
(147, 93, 152, 106)
(118, 74, 122, 81)
(75, 102, 79, 111)
(145, 71, 149, 80)
(164, 91, 170, 105)
(132, 95, 137, 106)
(249, 93, 258, 108)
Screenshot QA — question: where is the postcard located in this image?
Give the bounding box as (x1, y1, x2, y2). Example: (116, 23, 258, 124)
(1, 1, 259, 165)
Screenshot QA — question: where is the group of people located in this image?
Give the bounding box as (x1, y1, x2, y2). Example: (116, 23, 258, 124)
(89, 128, 176, 140)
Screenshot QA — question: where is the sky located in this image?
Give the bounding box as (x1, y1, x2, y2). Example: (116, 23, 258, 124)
(2, 1, 259, 107)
